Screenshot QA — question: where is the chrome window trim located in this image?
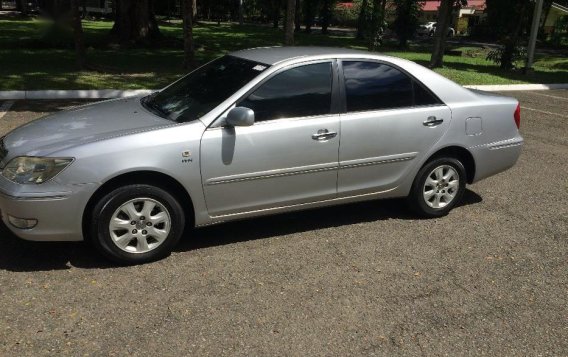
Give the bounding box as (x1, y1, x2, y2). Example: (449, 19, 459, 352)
(205, 162, 339, 186)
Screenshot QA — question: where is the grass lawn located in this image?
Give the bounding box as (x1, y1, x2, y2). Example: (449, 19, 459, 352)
(1, 17, 567, 90)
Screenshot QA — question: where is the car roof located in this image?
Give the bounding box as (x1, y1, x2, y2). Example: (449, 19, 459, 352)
(228, 46, 479, 106)
(229, 46, 373, 65)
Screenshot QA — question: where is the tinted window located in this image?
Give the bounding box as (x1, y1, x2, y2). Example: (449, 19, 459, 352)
(343, 61, 412, 112)
(238, 62, 332, 122)
(342, 61, 441, 112)
(144, 56, 268, 123)
(414, 82, 441, 106)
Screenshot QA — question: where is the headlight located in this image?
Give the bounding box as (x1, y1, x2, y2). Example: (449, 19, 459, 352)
(2, 157, 74, 184)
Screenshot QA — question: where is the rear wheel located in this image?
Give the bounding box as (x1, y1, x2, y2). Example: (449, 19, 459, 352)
(90, 184, 185, 264)
(408, 158, 466, 217)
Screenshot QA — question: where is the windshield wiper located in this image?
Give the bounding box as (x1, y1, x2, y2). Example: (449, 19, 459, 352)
(142, 95, 169, 119)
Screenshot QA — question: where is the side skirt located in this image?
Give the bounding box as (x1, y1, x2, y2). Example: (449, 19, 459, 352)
(196, 186, 400, 227)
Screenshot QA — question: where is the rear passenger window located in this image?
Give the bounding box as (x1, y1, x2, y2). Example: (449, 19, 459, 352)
(238, 62, 332, 122)
(342, 61, 440, 112)
(414, 82, 441, 106)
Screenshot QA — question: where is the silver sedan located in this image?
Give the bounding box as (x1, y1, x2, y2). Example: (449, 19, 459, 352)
(0, 47, 523, 264)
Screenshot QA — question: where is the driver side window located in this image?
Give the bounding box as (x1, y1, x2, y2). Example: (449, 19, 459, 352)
(238, 62, 332, 122)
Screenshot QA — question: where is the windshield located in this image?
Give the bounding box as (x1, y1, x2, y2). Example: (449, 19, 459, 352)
(143, 55, 269, 123)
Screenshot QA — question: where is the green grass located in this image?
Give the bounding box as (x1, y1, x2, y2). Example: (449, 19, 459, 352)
(1, 17, 567, 90)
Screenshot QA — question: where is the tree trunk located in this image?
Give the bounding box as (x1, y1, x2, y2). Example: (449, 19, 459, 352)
(284, 0, 295, 45)
(272, 0, 280, 28)
(17, 0, 28, 14)
(294, 0, 301, 32)
(356, 0, 368, 39)
(303, 0, 315, 33)
(238, 0, 244, 24)
(111, 0, 161, 44)
(379, 0, 387, 26)
(71, 0, 87, 69)
(182, 0, 194, 69)
(539, 0, 553, 35)
(429, 0, 453, 68)
(368, 0, 381, 49)
(320, 0, 331, 34)
(82, 0, 87, 19)
(501, 1, 528, 69)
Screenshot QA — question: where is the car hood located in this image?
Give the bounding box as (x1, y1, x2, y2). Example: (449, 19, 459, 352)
(0, 97, 173, 160)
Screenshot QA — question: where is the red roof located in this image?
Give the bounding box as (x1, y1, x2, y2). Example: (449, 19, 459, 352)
(422, 0, 486, 12)
(337, 2, 354, 9)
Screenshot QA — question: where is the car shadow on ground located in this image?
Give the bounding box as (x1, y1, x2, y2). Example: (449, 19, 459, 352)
(0, 189, 482, 272)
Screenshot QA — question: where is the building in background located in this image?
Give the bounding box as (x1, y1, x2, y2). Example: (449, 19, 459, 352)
(420, 0, 486, 35)
(544, 2, 568, 34)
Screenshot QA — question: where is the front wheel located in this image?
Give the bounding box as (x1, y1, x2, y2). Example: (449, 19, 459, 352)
(90, 184, 185, 264)
(408, 158, 466, 218)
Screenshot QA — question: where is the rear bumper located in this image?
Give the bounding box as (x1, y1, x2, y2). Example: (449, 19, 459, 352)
(470, 136, 524, 183)
(0, 179, 97, 242)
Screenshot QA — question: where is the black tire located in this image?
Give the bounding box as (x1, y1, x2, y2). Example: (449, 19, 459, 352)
(90, 184, 185, 265)
(408, 157, 466, 218)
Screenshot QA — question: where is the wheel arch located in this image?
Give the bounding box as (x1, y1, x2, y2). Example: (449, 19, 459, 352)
(82, 170, 195, 241)
(425, 146, 476, 184)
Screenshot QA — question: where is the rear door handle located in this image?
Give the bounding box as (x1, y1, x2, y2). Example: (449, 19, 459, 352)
(423, 116, 444, 127)
(312, 129, 337, 141)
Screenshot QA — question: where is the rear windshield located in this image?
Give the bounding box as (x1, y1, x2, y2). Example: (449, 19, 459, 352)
(142, 55, 269, 123)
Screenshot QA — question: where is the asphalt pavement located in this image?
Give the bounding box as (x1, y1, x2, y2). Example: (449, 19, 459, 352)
(0, 91, 566, 356)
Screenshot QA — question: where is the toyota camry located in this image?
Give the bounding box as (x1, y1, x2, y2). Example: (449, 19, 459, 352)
(0, 47, 523, 264)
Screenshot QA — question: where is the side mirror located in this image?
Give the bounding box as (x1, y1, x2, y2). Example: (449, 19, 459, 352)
(226, 107, 255, 127)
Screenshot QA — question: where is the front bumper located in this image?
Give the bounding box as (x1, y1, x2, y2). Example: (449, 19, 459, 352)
(0, 177, 97, 242)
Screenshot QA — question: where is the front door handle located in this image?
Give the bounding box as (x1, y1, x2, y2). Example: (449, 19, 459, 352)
(423, 116, 444, 127)
(312, 129, 337, 141)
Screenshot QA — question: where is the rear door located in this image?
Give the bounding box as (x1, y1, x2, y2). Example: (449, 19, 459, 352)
(337, 60, 452, 196)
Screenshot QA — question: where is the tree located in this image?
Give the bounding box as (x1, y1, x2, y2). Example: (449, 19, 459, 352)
(368, 0, 384, 50)
(295, 0, 302, 32)
(356, 0, 369, 39)
(71, 0, 87, 69)
(320, 0, 333, 34)
(393, 0, 422, 48)
(271, 0, 281, 28)
(486, 0, 530, 69)
(182, 0, 195, 69)
(303, 0, 319, 33)
(284, 0, 296, 45)
(430, 0, 467, 68)
(110, 0, 162, 44)
(539, 0, 554, 35)
(16, 0, 28, 14)
(239, 0, 244, 24)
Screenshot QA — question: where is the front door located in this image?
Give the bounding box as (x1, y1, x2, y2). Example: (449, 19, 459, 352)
(200, 61, 340, 216)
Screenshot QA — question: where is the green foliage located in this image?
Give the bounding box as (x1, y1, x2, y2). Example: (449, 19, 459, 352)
(303, 0, 320, 31)
(485, 0, 531, 69)
(333, 1, 360, 27)
(393, 0, 422, 47)
(486, 46, 527, 68)
(551, 16, 568, 47)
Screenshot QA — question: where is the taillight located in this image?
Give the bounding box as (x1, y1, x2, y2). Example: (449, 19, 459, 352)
(514, 103, 521, 129)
